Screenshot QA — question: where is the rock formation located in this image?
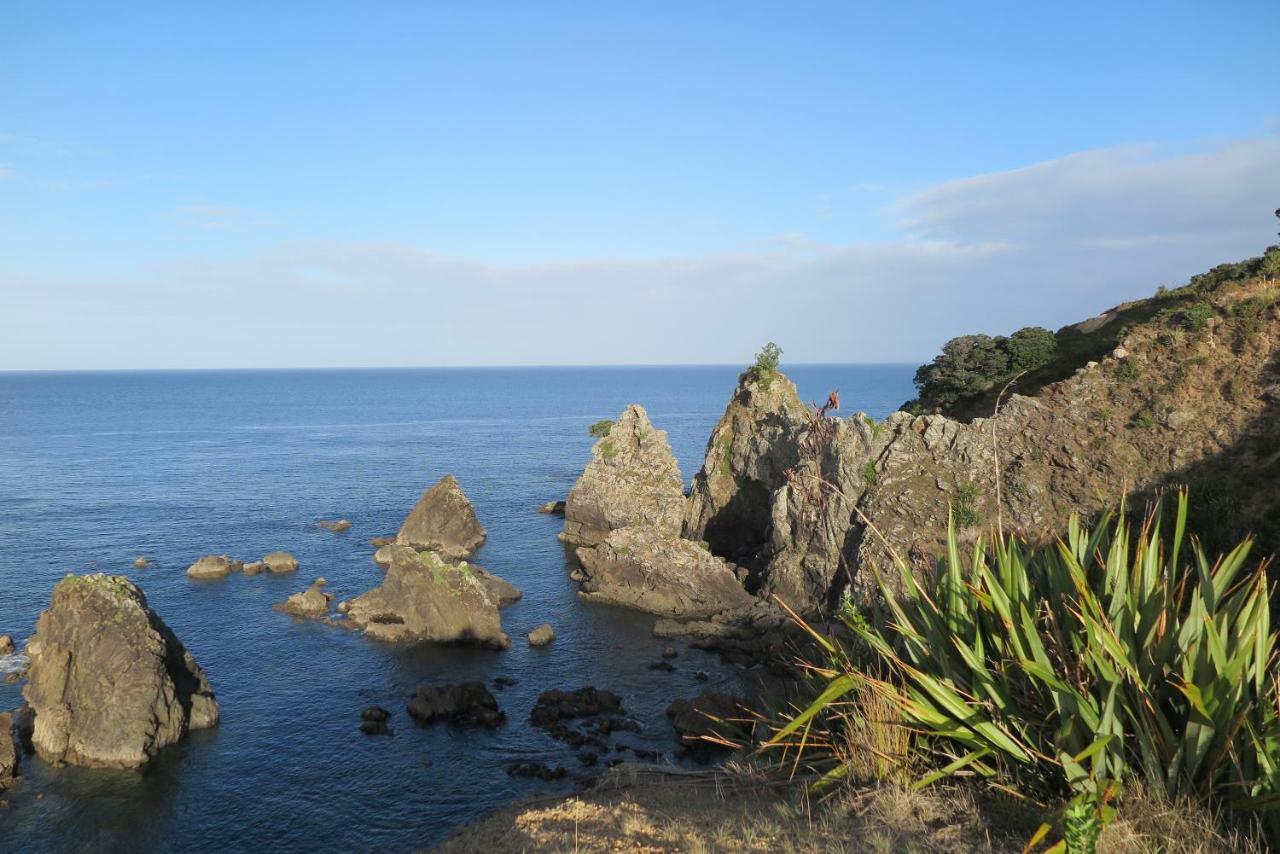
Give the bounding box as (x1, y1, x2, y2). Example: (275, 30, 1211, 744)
(406, 682, 505, 727)
(396, 475, 487, 558)
(666, 690, 753, 755)
(262, 551, 299, 573)
(0, 635, 14, 655)
(186, 555, 242, 580)
(341, 551, 511, 648)
(562, 405, 685, 547)
(22, 574, 219, 768)
(528, 624, 555, 647)
(274, 582, 333, 618)
(575, 527, 754, 618)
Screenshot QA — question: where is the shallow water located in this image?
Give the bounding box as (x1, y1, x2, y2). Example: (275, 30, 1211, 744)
(0, 365, 913, 853)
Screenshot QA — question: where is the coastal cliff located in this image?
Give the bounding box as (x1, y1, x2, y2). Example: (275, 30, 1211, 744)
(567, 249, 1280, 621)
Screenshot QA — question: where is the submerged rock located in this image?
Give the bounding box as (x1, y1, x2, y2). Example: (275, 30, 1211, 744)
(318, 519, 352, 533)
(274, 583, 333, 618)
(396, 475, 486, 558)
(575, 526, 753, 618)
(186, 555, 242, 580)
(242, 561, 268, 576)
(407, 682, 505, 728)
(342, 551, 510, 648)
(527, 624, 555, 647)
(506, 761, 566, 781)
(369, 535, 397, 547)
(23, 574, 219, 768)
(133, 557, 150, 569)
(562, 405, 685, 547)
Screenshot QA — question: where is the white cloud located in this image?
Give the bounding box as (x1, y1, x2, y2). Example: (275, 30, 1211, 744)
(2, 136, 1278, 370)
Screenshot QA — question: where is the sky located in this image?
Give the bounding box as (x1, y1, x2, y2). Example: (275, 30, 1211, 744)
(1, 1, 1278, 370)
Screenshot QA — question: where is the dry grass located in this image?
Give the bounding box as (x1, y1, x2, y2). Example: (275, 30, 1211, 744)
(1098, 781, 1269, 854)
(431, 763, 1038, 853)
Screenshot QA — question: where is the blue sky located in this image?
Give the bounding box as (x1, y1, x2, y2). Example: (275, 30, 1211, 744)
(1, 2, 1278, 369)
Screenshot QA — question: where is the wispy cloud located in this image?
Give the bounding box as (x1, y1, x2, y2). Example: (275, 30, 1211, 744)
(0, 164, 12, 181)
(3, 136, 1277, 370)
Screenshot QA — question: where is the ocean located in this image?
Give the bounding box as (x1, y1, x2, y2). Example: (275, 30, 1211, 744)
(0, 365, 914, 852)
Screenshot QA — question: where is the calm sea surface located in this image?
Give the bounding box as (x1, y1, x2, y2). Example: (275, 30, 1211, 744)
(0, 365, 913, 853)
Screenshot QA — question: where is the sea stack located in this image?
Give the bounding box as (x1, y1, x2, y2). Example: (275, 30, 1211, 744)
(22, 574, 219, 768)
(396, 475, 487, 558)
(562, 404, 686, 547)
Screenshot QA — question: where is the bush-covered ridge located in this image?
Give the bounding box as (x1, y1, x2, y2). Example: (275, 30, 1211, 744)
(906, 247, 1280, 418)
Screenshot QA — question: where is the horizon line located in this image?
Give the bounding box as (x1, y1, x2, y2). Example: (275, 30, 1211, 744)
(0, 360, 921, 376)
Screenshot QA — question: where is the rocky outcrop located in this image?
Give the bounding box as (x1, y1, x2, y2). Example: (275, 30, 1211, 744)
(22, 574, 219, 768)
(274, 582, 333, 618)
(575, 527, 754, 618)
(683, 371, 807, 571)
(341, 551, 510, 648)
(407, 682, 505, 728)
(186, 555, 242, 580)
(474, 566, 522, 606)
(262, 552, 299, 573)
(374, 543, 417, 567)
(538, 500, 566, 516)
(0, 635, 14, 655)
(528, 624, 555, 647)
(318, 519, 352, 532)
(396, 475, 486, 558)
(563, 405, 685, 547)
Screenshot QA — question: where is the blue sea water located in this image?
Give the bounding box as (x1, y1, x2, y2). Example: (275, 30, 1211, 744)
(0, 365, 914, 853)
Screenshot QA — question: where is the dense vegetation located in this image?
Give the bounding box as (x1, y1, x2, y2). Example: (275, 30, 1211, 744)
(906, 247, 1280, 418)
(768, 494, 1279, 852)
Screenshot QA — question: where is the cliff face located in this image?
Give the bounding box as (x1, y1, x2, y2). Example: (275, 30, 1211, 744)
(678, 251, 1279, 615)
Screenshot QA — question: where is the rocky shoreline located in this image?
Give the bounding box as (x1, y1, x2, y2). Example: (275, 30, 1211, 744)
(1, 257, 1276, 844)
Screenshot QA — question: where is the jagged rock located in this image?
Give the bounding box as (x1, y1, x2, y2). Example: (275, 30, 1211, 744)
(274, 583, 333, 618)
(538, 500, 566, 516)
(575, 526, 753, 618)
(0, 635, 14, 655)
(683, 370, 807, 569)
(396, 475, 486, 558)
(186, 555, 241, 580)
(528, 624, 555, 647)
(407, 682, 505, 728)
(666, 691, 751, 754)
(262, 552, 299, 573)
(342, 551, 509, 648)
(563, 405, 685, 547)
(318, 519, 352, 532)
(22, 574, 219, 768)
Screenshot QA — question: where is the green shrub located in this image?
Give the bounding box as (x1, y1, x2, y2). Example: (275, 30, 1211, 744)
(860, 460, 878, 486)
(588, 419, 614, 439)
(952, 482, 983, 527)
(750, 342, 783, 387)
(1113, 360, 1141, 382)
(599, 440, 618, 460)
(770, 493, 1280, 846)
(1128, 413, 1155, 430)
(911, 327, 1057, 412)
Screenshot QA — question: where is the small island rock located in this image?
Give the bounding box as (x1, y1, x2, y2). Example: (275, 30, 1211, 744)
(528, 624, 555, 647)
(23, 574, 219, 768)
(263, 552, 299, 573)
(186, 555, 242, 580)
(274, 583, 333, 618)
